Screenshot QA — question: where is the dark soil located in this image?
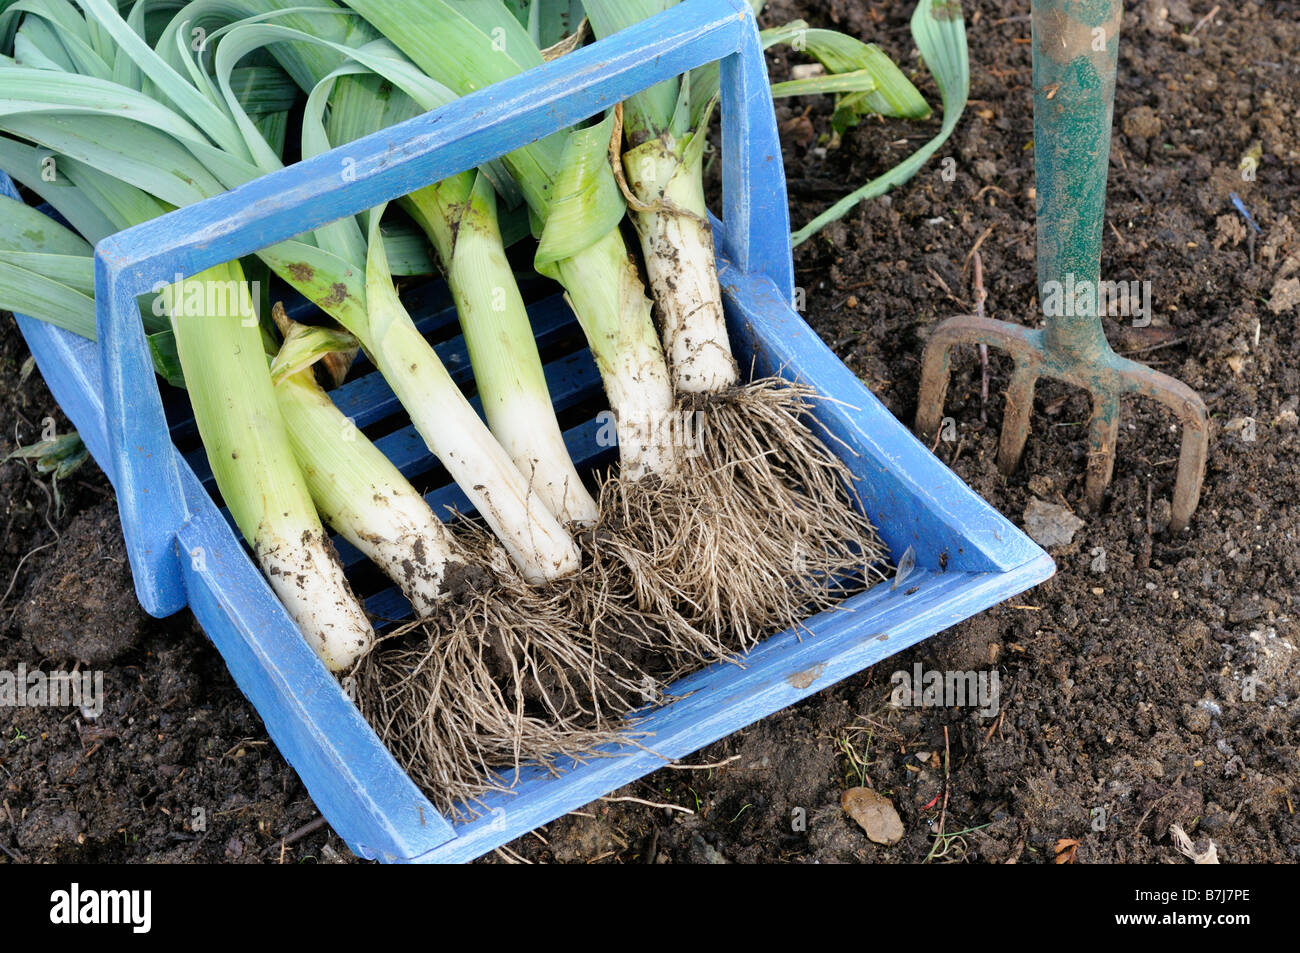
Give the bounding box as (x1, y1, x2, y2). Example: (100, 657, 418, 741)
(2, 0, 1298, 863)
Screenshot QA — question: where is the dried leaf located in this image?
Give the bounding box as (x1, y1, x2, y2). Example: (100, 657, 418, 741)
(1054, 837, 1079, 864)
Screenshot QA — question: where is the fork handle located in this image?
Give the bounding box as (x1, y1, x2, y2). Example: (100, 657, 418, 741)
(1032, 0, 1123, 362)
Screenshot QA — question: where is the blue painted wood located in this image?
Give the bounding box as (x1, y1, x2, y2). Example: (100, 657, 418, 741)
(4, 0, 1054, 863)
(95, 254, 190, 617)
(718, 4, 796, 303)
(173, 463, 458, 857)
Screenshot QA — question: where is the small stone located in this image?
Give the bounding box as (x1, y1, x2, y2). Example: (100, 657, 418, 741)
(1023, 498, 1086, 548)
(842, 787, 904, 845)
(319, 843, 347, 864)
(1150, 497, 1173, 534)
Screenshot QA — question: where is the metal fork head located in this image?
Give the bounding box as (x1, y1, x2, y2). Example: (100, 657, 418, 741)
(914, 314, 1208, 532)
(913, 0, 1208, 533)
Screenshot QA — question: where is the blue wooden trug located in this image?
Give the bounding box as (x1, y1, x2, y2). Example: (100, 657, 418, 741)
(6, 0, 1053, 862)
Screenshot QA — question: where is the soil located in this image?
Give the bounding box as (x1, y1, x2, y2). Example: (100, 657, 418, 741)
(2, 0, 1298, 864)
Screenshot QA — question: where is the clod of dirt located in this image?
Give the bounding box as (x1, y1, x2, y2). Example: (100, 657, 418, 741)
(17, 501, 144, 665)
(1180, 703, 1212, 734)
(1139, 0, 1175, 35)
(1268, 276, 1300, 314)
(1022, 499, 1086, 549)
(1275, 397, 1299, 430)
(841, 787, 904, 845)
(16, 802, 84, 851)
(1122, 106, 1162, 140)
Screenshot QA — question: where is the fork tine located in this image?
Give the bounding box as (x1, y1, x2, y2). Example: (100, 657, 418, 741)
(916, 325, 959, 442)
(1171, 416, 1208, 533)
(997, 364, 1038, 476)
(1084, 391, 1121, 511)
(1119, 361, 1210, 532)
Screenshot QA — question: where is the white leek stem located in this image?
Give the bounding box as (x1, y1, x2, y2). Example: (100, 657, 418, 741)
(276, 368, 458, 617)
(405, 174, 599, 526)
(364, 234, 581, 583)
(555, 230, 681, 481)
(626, 135, 738, 394)
(167, 263, 373, 671)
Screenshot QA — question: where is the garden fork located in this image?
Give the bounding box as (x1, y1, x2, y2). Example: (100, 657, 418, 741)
(915, 0, 1208, 532)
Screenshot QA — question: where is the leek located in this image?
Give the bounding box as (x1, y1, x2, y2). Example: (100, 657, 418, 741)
(0, 187, 460, 628)
(578, 1, 898, 646)
(586, 0, 930, 391)
(405, 171, 601, 526)
(165, 260, 373, 669)
(270, 313, 460, 617)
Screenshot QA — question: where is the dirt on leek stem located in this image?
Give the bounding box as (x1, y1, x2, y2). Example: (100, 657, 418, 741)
(623, 133, 740, 395)
(274, 364, 462, 618)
